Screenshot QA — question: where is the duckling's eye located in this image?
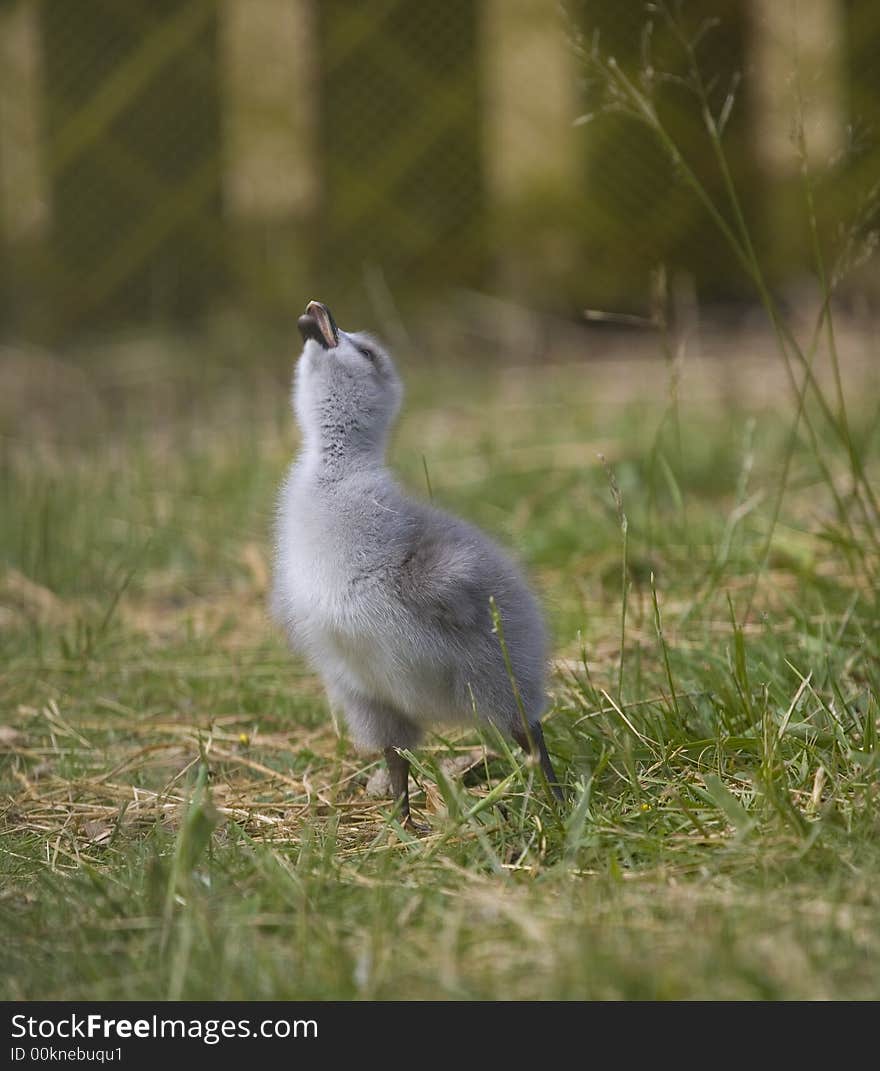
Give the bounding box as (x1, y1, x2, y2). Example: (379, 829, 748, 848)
(357, 344, 377, 364)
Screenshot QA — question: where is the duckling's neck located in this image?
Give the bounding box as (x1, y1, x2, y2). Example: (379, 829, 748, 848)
(300, 426, 388, 482)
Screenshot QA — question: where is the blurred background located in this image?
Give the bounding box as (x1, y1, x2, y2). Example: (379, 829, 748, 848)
(0, 0, 878, 352)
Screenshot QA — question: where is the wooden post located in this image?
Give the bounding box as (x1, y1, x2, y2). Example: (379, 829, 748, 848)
(0, 0, 49, 334)
(483, 0, 580, 304)
(751, 0, 844, 174)
(220, 0, 318, 313)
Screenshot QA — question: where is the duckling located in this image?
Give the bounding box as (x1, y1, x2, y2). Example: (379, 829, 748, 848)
(271, 301, 563, 828)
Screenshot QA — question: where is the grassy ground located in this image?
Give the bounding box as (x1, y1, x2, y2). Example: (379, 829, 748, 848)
(1, 321, 878, 1000)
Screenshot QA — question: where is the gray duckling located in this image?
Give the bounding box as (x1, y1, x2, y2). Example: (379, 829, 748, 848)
(271, 300, 563, 827)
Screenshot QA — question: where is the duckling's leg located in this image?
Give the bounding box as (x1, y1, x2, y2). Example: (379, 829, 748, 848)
(383, 746, 418, 829)
(331, 686, 425, 830)
(512, 723, 565, 802)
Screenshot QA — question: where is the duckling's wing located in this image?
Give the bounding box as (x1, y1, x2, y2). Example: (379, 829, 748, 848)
(396, 509, 512, 638)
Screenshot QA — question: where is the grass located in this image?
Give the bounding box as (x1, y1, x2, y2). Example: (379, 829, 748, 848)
(1, 315, 878, 1000)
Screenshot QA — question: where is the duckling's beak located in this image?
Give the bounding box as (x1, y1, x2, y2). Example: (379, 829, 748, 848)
(298, 300, 339, 349)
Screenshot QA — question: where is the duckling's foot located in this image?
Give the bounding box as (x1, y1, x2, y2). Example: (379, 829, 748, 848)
(400, 813, 430, 836)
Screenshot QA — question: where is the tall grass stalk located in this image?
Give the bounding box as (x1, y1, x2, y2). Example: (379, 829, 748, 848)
(599, 455, 629, 704)
(576, 4, 879, 604)
(489, 596, 562, 815)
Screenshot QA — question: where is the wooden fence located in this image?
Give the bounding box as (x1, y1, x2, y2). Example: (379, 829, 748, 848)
(0, 0, 876, 342)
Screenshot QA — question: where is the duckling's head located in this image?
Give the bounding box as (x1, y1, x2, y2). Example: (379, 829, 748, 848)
(293, 301, 403, 466)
